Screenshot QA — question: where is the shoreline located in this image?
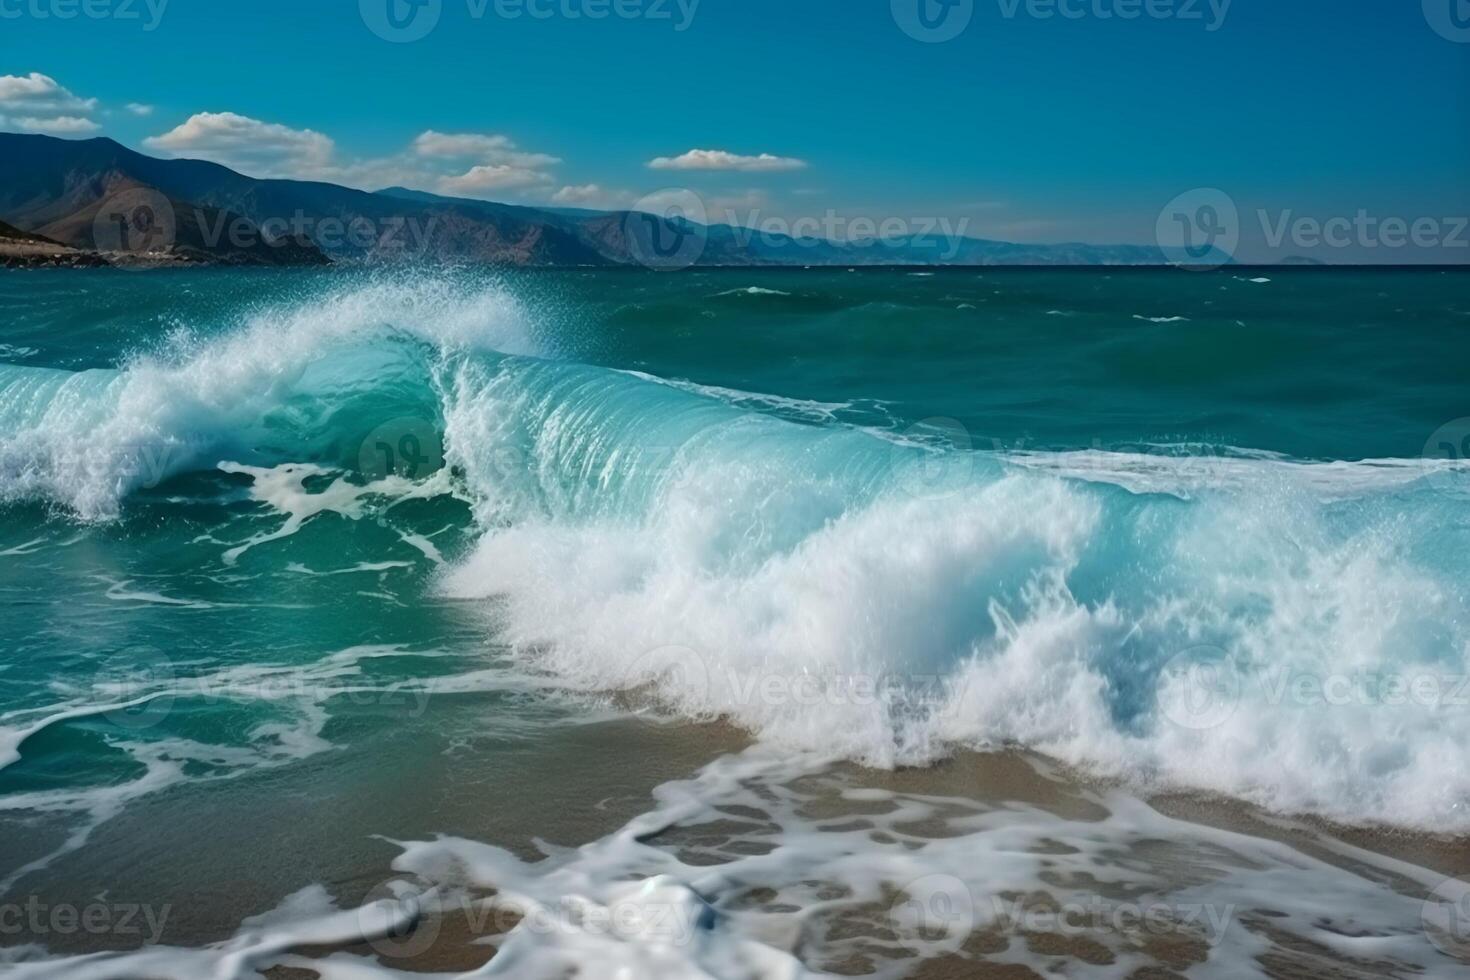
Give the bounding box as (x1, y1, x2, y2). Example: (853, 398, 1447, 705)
(285, 740, 1470, 977)
(10, 721, 1463, 978)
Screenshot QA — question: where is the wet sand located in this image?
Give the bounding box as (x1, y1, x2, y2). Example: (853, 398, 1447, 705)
(238, 733, 1470, 978)
(4, 699, 1464, 977)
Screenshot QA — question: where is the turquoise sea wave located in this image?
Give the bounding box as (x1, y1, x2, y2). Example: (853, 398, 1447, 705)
(2, 267, 1469, 825)
(1, 267, 1469, 976)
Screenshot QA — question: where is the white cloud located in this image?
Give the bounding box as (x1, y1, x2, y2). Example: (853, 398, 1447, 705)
(648, 149, 807, 173)
(412, 131, 563, 198)
(413, 130, 559, 169)
(317, 156, 434, 192)
(140, 112, 569, 200)
(550, 184, 633, 208)
(0, 72, 97, 114)
(144, 112, 335, 178)
(414, 130, 512, 158)
(145, 114, 427, 190)
(439, 164, 555, 197)
(0, 73, 102, 135)
(551, 184, 602, 204)
(12, 115, 100, 134)
(125, 103, 155, 116)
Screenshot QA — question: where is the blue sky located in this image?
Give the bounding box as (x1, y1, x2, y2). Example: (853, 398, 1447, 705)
(2, 0, 1467, 254)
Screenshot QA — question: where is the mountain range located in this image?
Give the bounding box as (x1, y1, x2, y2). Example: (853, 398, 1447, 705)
(0, 132, 1180, 268)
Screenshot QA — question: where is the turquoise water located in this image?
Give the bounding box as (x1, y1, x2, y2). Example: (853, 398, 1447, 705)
(3, 268, 1466, 458)
(2, 267, 1469, 974)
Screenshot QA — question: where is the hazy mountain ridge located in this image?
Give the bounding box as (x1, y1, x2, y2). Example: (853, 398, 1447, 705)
(1, 133, 1177, 267)
(0, 214, 111, 268)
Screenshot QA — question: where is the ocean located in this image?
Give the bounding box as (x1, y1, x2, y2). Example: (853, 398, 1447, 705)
(1, 266, 1468, 977)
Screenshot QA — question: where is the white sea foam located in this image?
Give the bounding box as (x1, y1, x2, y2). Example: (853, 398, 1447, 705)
(0, 643, 521, 892)
(215, 462, 454, 565)
(0, 276, 534, 519)
(8, 750, 1466, 978)
(619, 370, 854, 424)
(428, 361, 1470, 831)
(5, 275, 1469, 838)
(714, 286, 792, 297)
(1003, 447, 1469, 500)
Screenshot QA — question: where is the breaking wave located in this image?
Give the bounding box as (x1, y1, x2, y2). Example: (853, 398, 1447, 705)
(3, 275, 1468, 832)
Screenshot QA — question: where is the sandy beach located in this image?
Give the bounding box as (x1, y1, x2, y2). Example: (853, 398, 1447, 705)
(15, 714, 1452, 978)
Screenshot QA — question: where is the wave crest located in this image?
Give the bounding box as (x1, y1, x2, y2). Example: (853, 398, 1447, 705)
(5, 275, 1468, 830)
